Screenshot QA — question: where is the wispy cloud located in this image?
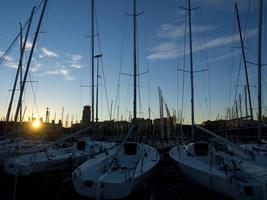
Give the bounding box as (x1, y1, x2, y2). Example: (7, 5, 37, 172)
(40, 47, 59, 58)
(188, 28, 257, 54)
(147, 42, 178, 60)
(5, 61, 18, 69)
(0, 50, 14, 62)
(147, 28, 257, 61)
(44, 68, 74, 81)
(67, 54, 83, 69)
(70, 54, 82, 61)
(157, 23, 216, 39)
(30, 63, 42, 72)
(0, 51, 18, 68)
(25, 41, 33, 50)
(208, 51, 240, 64)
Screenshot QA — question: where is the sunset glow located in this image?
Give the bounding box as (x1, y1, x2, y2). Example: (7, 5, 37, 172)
(32, 119, 41, 129)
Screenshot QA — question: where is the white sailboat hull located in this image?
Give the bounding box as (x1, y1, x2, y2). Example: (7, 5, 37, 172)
(5, 140, 115, 176)
(73, 164, 151, 199)
(5, 151, 88, 175)
(73, 143, 159, 199)
(170, 145, 266, 200)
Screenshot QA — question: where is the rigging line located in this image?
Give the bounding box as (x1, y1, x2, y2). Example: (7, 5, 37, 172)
(242, 0, 252, 42)
(262, 73, 266, 114)
(141, 2, 151, 119)
(0, 42, 17, 72)
(29, 71, 39, 118)
(225, 5, 237, 110)
(136, 19, 143, 118)
(233, 54, 241, 104)
(194, 6, 207, 120)
(94, 4, 111, 120)
(198, 2, 211, 120)
(226, 11, 238, 112)
(118, 1, 131, 119)
(197, 90, 205, 123)
(181, 5, 187, 125)
(233, 1, 251, 111)
(230, 0, 251, 114)
(3, 74, 16, 120)
(114, 4, 128, 121)
(124, 74, 133, 119)
(0, 0, 45, 66)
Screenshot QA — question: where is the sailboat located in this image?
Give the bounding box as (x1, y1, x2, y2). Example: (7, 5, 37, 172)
(0, 138, 48, 166)
(72, 127, 159, 199)
(227, 0, 267, 168)
(169, 0, 267, 199)
(242, 0, 267, 158)
(72, 0, 159, 199)
(4, 136, 115, 176)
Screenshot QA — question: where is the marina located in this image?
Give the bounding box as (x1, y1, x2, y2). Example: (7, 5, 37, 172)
(0, 0, 267, 199)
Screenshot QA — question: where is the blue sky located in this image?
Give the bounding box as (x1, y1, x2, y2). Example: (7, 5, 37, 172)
(0, 0, 266, 125)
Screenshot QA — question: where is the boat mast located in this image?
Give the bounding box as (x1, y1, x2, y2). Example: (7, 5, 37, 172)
(235, 3, 254, 121)
(133, 0, 137, 126)
(188, 0, 195, 139)
(19, 23, 23, 123)
(14, 0, 48, 122)
(91, 0, 95, 123)
(6, 8, 34, 123)
(257, 0, 263, 140)
(94, 54, 102, 123)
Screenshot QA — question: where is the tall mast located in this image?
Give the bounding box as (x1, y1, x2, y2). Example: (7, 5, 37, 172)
(245, 86, 248, 117)
(188, 0, 195, 139)
(133, 0, 137, 125)
(91, 0, 95, 123)
(257, 0, 263, 140)
(235, 3, 254, 121)
(94, 54, 102, 123)
(14, 0, 47, 122)
(6, 8, 34, 123)
(19, 23, 23, 123)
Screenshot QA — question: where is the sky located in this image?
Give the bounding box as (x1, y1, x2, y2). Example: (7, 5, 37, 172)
(0, 0, 266, 125)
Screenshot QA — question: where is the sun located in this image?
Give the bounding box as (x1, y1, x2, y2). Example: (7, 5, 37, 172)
(32, 119, 41, 129)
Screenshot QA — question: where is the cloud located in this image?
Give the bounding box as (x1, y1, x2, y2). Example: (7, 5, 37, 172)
(157, 23, 216, 39)
(71, 54, 82, 61)
(5, 61, 18, 69)
(0, 50, 14, 62)
(190, 28, 257, 53)
(45, 68, 74, 80)
(147, 42, 179, 60)
(30, 63, 42, 72)
(70, 63, 82, 69)
(208, 51, 240, 64)
(40, 47, 59, 58)
(147, 28, 257, 61)
(67, 54, 83, 69)
(25, 41, 33, 50)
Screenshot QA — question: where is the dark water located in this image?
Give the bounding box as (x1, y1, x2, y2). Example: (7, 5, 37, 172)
(0, 154, 232, 200)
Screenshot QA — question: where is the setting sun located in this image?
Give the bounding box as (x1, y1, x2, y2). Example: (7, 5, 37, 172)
(32, 119, 41, 129)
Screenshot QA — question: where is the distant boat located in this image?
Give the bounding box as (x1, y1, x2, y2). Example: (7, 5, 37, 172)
(4, 137, 115, 176)
(72, 0, 159, 199)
